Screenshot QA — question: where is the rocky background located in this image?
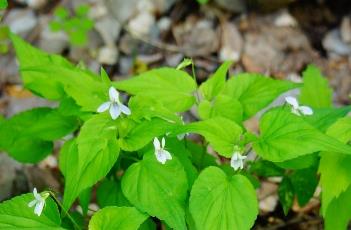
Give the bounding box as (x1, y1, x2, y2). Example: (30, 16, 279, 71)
(0, 0, 350, 229)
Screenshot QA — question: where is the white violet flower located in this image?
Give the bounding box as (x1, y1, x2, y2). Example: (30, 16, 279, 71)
(28, 188, 49, 216)
(153, 137, 172, 164)
(285, 96, 313, 116)
(97, 87, 131, 120)
(230, 152, 247, 171)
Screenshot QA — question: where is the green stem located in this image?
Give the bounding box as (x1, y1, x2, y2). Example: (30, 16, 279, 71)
(48, 191, 81, 230)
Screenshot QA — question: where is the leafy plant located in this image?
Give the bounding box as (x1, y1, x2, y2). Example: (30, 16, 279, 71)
(1, 34, 351, 230)
(49, 4, 94, 46)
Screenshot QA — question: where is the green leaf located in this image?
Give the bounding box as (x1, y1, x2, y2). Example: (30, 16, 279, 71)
(118, 118, 177, 152)
(75, 4, 90, 17)
(189, 166, 258, 230)
(96, 179, 130, 208)
(199, 61, 232, 101)
(128, 95, 181, 123)
(275, 153, 319, 170)
(176, 117, 242, 157)
(78, 187, 91, 216)
(278, 177, 294, 215)
(185, 140, 217, 170)
(198, 95, 243, 124)
(176, 58, 192, 70)
(63, 114, 120, 210)
(0, 108, 78, 163)
(253, 108, 351, 162)
(222, 73, 298, 119)
(304, 106, 351, 132)
(165, 138, 199, 186)
(54, 6, 69, 19)
(249, 160, 285, 177)
(89, 206, 148, 230)
(11, 34, 107, 110)
(0, 193, 64, 229)
(324, 186, 351, 230)
(299, 65, 332, 108)
(0, 0, 7, 9)
(114, 68, 197, 112)
(121, 152, 188, 230)
(290, 167, 318, 206)
(319, 117, 351, 214)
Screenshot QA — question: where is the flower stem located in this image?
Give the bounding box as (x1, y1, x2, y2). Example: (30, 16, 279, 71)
(48, 191, 81, 230)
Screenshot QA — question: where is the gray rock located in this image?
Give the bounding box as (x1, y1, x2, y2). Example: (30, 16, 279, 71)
(5, 9, 38, 37)
(106, 0, 139, 24)
(341, 16, 351, 44)
(97, 45, 119, 65)
(323, 29, 351, 56)
(0, 154, 21, 201)
(95, 16, 121, 45)
(219, 21, 243, 62)
(38, 18, 69, 54)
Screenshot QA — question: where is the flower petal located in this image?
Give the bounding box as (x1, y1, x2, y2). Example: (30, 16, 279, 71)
(33, 188, 41, 200)
(109, 103, 121, 120)
(120, 104, 131, 115)
(153, 137, 160, 150)
(162, 150, 172, 160)
(109, 87, 119, 102)
(97, 102, 111, 113)
(28, 199, 37, 208)
(285, 96, 299, 109)
(156, 151, 166, 164)
(34, 201, 45, 216)
(299, 106, 313, 116)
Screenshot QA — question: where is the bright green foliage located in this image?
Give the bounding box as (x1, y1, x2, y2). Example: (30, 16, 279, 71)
(199, 61, 232, 101)
(176, 117, 242, 157)
(290, 167, 318, 206)
(249, 160, 285, 177)
(0, 0, 7, 9)
(304, 106, 351, 132)
(118, 118, 177, 151)
(198, 95, 243, 124)
(189, 167, 258, 230)
(128, 95, 181, 123)
(96, 179, 130, 208)
(253, 107, 351, 162)
(221, 73, 298, 119)
(300, 65, 332, 108)
(121, 152, 188, 230)
(319, 117, 351, 229)
(49, 5, 94, 46)
(0, 193, 63, 229)
(278, 177, 294, 215)
(0, 108, 78, 162)
(89, 206, 148, 230)
(324, 186, 351, 230)
(4, 35, 351, 230)
(62, 114, 119, 210)
(165, 138, 199, 186)
(176, 58, 193, 70)
(11, 34, 108, 111)
(114, 68, 197, 112)
(0, 26, 10, 54)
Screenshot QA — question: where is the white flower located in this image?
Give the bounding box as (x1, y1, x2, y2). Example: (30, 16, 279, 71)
(28, 188, 49, 216)
(153, 137, 172, 164)
(97, 87, 131, 120)
(285, 96, 313, 116)
(230, 152, 247, 171)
